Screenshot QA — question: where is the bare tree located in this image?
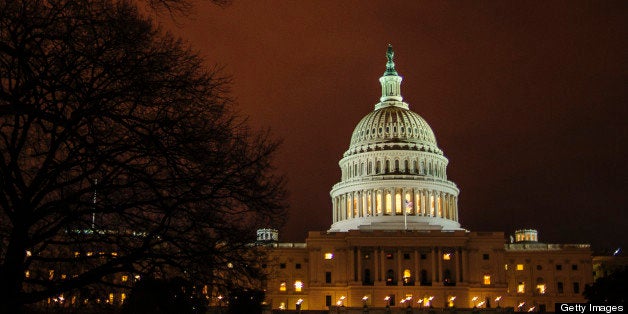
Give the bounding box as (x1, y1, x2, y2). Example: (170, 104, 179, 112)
(0, 0, 286, 312)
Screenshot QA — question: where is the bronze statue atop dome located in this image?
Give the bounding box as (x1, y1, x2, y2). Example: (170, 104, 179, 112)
(384, 44, 398, 76)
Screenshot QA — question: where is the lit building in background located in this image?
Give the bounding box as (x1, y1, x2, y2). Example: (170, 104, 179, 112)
(260, 46, 593, 311)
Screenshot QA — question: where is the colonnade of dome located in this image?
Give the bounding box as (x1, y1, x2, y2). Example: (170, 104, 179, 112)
(329, 45, 462, 232)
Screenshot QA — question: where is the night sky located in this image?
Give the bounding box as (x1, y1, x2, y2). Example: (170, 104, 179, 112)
(161, 1, 628, 251)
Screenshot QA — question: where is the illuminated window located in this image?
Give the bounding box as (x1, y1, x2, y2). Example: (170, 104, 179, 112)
(48, 270, 54, 280)
(294, 280, 303, 292)
(279, 281, 286, 291)
(111, 252, 118, 257)
(121, 275, 128, 282)
(443, 253, 451, 260)
(324, 253, 333, 260)
(86, 252, 93, 257)
(517, 282, 525, 293)
(504, 264, 508, 270)
(536, 284, 546, 294)
(108, 293, 114, 303)
(516, 264, 524, 271)
(26, 250, 32, 257)
(61, 274, 67, 280)
(25, 270, 30, 278)
(483, 275, 491, 285)
(121, 293, 126, 303)
(74, 252, 80, 258)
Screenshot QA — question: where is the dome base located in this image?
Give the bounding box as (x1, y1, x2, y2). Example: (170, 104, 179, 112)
(328, 216, 462, 232)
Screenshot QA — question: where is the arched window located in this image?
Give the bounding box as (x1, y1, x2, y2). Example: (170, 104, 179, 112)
(376, 160, 381, 174)
(394, 160, 399, 172)
(420, 269, 430, 285)
(443, 269, 454, 286)
(404, 160, 409, 173)
(363, 269, 372, 285)
(386, 269, 396, 286)
(403, 269, 414, 286)
(385, 160, 390, 173)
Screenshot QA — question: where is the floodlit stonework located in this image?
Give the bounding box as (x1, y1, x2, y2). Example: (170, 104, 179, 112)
(261, 46, 593, 312)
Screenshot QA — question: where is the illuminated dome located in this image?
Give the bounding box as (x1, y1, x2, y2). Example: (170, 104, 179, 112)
(346, 106, 442, 157)
(329, 45, 461, 232)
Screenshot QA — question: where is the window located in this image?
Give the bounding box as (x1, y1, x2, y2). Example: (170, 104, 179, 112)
(295, 263, 301, 269)
(294, 280, 303, 292)
(262, 263, 267, 268)
(573, 282, 580, 294)
(386, 269, 395, 285)
(516, 264, 524, 271)
(363, 253, 370, 259)
(324, 253, 334, 260)
(483, 274, 491, 285)
(572, 264, 578, 271)
(557, 282, 564, 293)
(280, 263, 286, 269)
(443, 253, 451, 260)
(504, 264, 508, 270)
(121, 275, 128, 282)
(386, 252, 394, 259)
(420, 253, 427, 260)
(325, 272, 332, 284)
(326, 295, 332, 307)
(403, 253, 411, 260)
(556, 264, 562, 270)
(517, 282, 525, 293)
(536, 265, 542, 270)
(279, 281, 286, 291)
(483, 254, 490, 260)
(536, 284, 546, 294)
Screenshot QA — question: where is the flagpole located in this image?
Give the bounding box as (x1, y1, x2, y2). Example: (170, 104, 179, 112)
(404, 200, 408, 230)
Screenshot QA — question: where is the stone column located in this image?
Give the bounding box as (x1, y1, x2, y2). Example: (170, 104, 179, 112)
(437, 247, 443, 283)
(431, 247, 437, 284)
(414, 250, 420, 285)
(391, 189, 397, 215)
(397, 249, 402, 285)
(380, 249, 386, 283)
(357, 247, 362, 282)
(461, 249, 468, 283)
(455, 247, 461, 283)
(374, 247, 380, 283)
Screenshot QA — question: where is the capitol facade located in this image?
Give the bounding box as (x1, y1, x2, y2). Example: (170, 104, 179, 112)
(260, 46, 592, 312)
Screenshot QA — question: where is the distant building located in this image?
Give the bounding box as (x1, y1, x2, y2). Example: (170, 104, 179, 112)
(260, 46, 593, 312)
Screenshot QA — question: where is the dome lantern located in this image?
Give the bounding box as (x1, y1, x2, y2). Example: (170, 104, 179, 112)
(378, 44, 406, 106)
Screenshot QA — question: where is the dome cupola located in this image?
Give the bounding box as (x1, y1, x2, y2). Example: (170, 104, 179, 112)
(329, 45, 462, 232)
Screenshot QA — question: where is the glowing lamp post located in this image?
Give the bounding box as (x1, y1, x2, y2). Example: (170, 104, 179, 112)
(427, 296, 434, 308)
(495, 296, 502, 308)
(417, 298, 423, 309)
(518, 302, 526, 312)
(449, 296, 456, 308)
(472, 296, 479, 308)
(296, 299, 303, 313)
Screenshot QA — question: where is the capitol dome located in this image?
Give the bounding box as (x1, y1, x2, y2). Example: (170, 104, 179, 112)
(346, 105, 442, 157)
(329, 45, 462, 232)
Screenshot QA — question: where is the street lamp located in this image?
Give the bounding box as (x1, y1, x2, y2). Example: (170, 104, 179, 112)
(472, 296, 479, 308)
(495, 296, 502, 308)
(518, 302, 526, 312)
(449, 296, 456, 308)
(384, 296, 391, 307)
(337, 296, 346, 307)
(427, 296, 434, 308)
(296, 299, 303, 313)
(417, 298, 423, 309)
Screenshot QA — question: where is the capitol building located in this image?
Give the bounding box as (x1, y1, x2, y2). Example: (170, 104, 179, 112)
(259, 46, 592, 312)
